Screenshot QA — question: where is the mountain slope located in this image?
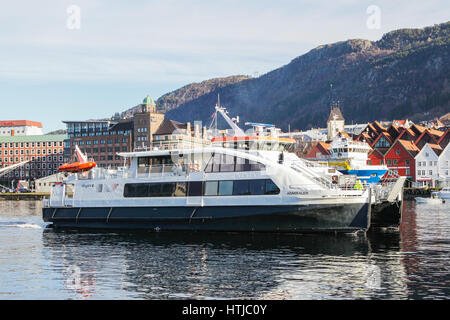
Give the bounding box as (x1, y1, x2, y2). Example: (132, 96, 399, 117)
(164, 21, 450, 130)
(156, 75, 251, 112)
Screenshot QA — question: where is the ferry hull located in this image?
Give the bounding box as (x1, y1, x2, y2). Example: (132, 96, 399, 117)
(43, 203, 370, 233)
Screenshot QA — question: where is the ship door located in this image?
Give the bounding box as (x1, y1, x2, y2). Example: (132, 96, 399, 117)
(186, 180, 203, 207)
(49, 183, 66, 207)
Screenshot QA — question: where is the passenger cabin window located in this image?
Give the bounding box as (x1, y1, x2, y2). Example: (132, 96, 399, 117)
(124, 182, 187, 197)
(188, 181, 203, 196)
(204, 153, 265, 173)
(124, 179, 280, 197)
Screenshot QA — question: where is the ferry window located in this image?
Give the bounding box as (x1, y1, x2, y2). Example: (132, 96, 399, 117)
(234, 157, 247, 172)
(249, 180, 265, 195)
(204, 181, 218, 196)
(160, 183, 175, 197)
(250, 160, 265, 171)
(221, 154, 235, 172)
(233, 180, 250, 195)
(174, 182, 187, 197)
(265, 180, 280, 195)
(211, 153, 221, 172)
(188, 181, 203, 196)
(138, 157, 149, 167)
(124, 183, 148, 197)
(218, 181, 233, 196)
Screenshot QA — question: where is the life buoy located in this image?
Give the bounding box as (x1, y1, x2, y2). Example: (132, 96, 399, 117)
(189, 163, 200, 171)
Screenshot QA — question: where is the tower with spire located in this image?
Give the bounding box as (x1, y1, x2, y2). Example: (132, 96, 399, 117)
(133, 95, 165, 150)
(326, 85, 345, 141)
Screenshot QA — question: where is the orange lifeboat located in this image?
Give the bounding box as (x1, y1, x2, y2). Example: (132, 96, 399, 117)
(58, 161, 96, 173)
(59, 145, 96, 173)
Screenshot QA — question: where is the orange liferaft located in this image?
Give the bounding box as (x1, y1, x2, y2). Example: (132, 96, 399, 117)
(58, 161, 97, 173)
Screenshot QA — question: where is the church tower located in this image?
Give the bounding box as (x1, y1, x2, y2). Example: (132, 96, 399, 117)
(327, 106, 345, 141)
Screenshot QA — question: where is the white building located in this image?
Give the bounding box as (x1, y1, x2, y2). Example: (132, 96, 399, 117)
(437, 143, 450, 187)
(0, 120, 43, 136)
(415, 143, 441, 187)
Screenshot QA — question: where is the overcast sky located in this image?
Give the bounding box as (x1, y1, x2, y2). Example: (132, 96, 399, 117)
(0, 0, 449, 132)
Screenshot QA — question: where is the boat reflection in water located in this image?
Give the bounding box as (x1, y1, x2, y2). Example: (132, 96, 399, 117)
(42, 228, 409, 299)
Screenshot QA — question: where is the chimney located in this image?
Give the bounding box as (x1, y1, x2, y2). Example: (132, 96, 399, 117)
(194, 123, 200, 138)
(186, 122, 191, 135)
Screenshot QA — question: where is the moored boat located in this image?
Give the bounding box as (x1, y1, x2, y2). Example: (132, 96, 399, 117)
(43, 103, 375, 233)
(43, 146, 372, 233)
(415, 197, 445, 204)
(314, 136, 388, 184)
(431, 187, 450, 200)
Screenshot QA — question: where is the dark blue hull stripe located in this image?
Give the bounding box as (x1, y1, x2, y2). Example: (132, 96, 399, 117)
(43, 203, 370, 233)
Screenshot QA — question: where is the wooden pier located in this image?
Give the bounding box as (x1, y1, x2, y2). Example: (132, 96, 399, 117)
(0, 193, 49, 201)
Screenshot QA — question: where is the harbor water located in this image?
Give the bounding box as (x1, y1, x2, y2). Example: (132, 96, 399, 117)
(0, 200, 449, 299)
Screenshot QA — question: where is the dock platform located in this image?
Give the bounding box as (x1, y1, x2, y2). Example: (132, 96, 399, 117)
(0, 193, 49, 201)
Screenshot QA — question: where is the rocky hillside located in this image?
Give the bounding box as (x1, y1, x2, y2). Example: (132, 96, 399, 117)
(164, 21, 450, 130)
(156, 75, 251, 112)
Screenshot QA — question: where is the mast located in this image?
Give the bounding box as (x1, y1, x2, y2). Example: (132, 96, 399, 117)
(210, 94, 246, 137)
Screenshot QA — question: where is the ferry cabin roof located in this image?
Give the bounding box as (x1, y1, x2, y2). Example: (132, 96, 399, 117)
(117, 147, 292, 169)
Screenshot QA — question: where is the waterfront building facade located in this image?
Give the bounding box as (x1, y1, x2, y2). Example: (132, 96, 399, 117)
(0, 120, 44, 136)
(133, 96, 165, 151)
(437, 143, 450, 187)
(414, 143, 442, 187)
(152, 120, 210, 150)
(63, 119, 133, 168)
(0, 134, 67, 184)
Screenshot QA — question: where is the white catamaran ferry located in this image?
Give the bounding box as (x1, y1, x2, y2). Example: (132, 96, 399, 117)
(43, 104, 376, 233)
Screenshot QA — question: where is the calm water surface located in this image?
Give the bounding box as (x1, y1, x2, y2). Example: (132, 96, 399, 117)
(0, 200, 449, 300)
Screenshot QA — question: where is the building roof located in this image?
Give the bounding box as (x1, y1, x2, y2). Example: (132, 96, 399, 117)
(0, 120, 43, 128)
(306, 142, 331, 159)
(371, 131, 394, 147)
(437, 129, 450, 147)
(110, 120, 133, 132)
(143, 95, 156, 106)
(395, 139, 421, 157)
(396, 127, 417, 141)
(0, 134, 67, 143)
(392, 120, 406, 126)
(414, 129, 439, 146)
(428, 143, 443, 156)
(327, 107, 344, 122)
(416, 143, 443, 158)
(153, 120, 187, 136)
(337, 131, 350, 139)
(439, 112, 450, 122)
(62, 120, 112, 124)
